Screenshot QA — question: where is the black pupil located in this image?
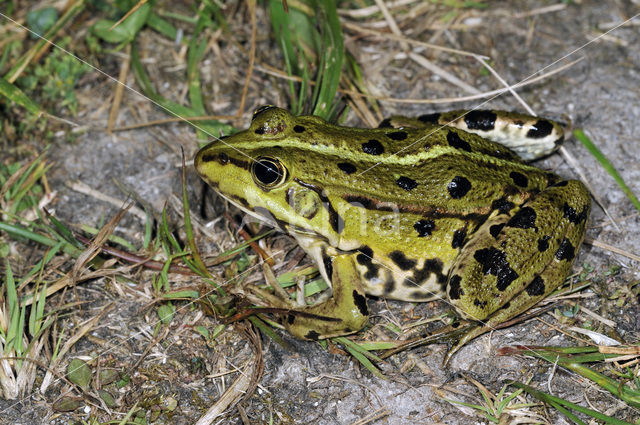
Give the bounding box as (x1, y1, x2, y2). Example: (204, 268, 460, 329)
(254, 160, 280, 185)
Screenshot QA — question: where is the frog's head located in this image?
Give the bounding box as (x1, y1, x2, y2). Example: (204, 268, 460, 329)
(194, 106, 341, 242)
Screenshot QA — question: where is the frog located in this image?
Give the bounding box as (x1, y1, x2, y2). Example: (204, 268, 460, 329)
(194, 105, 591, 362)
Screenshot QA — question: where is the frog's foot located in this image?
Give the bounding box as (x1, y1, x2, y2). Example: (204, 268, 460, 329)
(444, 179, 590, 364)
(283, 254, 369, 340)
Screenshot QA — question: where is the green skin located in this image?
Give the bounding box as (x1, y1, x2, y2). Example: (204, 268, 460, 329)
(195, 106, 590, 360)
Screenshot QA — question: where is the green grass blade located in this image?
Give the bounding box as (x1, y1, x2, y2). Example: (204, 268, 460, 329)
(510, 381, 636, 425)
(0, 76, 41, 114)
(311, 0, 344, 119)
(269, 0, 300, 110)
(5, 0, 86, 82)
(574, 129, 640, 212)
(146, 12, 179, 40)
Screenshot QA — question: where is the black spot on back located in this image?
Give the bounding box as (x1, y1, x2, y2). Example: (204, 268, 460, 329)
(448, 275, 463, 300)
(507, 207, 537, 229)
(551, 180, 569, 187)
(525, 275, 546, 296)
(473, 298, 487, 308)
(555, 238, 575, 261)
(447, 130, 472, 152)
(378, 118, 392, 128)
(526, 119, 553, 138)
(414, 219, 436, 237)
(465, 110, 497, 131)
(509, 171, 529, 188)
(447, 176, 472, 199)
(451, 228, 467, 248)
(418, 112, 441, 124)
(473, 247, 519, 291)
(389, 251, 417, 271)
(397, 176, 418, 191)
(352, 290, 369, 316)
(362, 139, 384, 155)
(491, 197, 515, 214)
(254, 127, 265, 135)
(337, 162, 357, 174)
(387, 130, 408, 141)
(563, 203, 588, 224)
(538, 235, 551, 252)
(489, 223, 505, 239)
(293, 125, 306, 133)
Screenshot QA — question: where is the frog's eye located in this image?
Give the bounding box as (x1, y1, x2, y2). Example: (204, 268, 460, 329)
(252, 157, 287, 188)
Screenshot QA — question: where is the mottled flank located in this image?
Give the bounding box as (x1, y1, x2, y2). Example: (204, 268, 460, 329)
(413, 258, 446, 285)
(538, 235, 551, 252)
(337, 162, 357, 174)
(526, 119, 553, 138)
(473, 247, 519, 291)
(414, 219, 436, 237)
(451, 228, 467, 248)
(387, 130, 408, 141)
(489, 223, 505, 238)
(293, 125, 306, 133)
(448, 275, 463, 300)
(383, 276, 395, 294)
(465, 110, 497, 131)
(397, 176, 418, 191)
(447, 130, 472, 152)
(492, 197, 515, 214)
(353, 290, 369, 316)
(555, 238, 575, 261)
(389, 250, 417, 270)
(418, 112, 440, 123)
(447, 176, 472, 199)
(507, 206, 537, 229)
(509, 171, 529, 188)
(305, 330, 320, 340)
(525, 275, 546, 296)
(563, 203, 588, 224)
(356, 246, 380, 280)
(362, 139, 384, 155)
(322, 254, 333, 281)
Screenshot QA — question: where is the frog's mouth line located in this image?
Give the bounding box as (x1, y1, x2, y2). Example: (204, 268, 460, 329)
(214, 191, 319, 238)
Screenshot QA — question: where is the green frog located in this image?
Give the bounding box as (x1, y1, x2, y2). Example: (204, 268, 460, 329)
(195, 106, 590, 360)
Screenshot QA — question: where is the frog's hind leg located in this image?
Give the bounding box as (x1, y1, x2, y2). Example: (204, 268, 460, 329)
(444, 179, 590, 363)
(382, 110, 566, 161)
(283, 254, 370, 340)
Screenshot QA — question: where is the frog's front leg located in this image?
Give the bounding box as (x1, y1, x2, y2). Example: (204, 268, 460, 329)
(444, 179, 590, 362)
(284, 253, 369, 340)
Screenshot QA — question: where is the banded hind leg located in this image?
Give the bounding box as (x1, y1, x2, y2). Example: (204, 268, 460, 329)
(282, 253, 370, 340)
(443, 179, 590, 363)
(380, 110, 565, 161)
